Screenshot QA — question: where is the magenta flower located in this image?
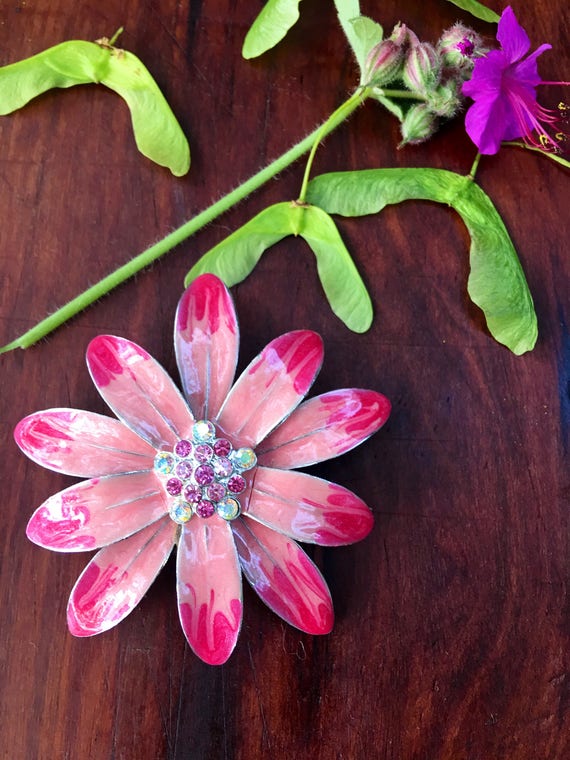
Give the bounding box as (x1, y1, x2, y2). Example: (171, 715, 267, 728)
(462, 6, 566, 154)
(15, 274, 390, 665)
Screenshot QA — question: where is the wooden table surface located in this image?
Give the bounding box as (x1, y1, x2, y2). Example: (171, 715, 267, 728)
(1, 1, 568, 758)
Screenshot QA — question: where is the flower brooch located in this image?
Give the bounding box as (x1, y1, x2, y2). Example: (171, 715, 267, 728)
(15, 275, 390, 664)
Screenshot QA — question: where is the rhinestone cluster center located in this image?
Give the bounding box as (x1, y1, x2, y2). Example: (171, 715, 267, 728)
(154, 420, 256, 525)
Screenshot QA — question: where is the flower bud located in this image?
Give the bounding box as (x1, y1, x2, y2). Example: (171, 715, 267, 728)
(399, 104, 437, 146)
(437, 23, 485, 73)
(364, 39, 404, 87)
(426, 80, 462, 118)
(402, 42, 441, 95)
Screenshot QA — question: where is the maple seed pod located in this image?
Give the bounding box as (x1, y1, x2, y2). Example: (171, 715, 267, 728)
(399, 104, 437, 146)
(403, 41, 442, 95)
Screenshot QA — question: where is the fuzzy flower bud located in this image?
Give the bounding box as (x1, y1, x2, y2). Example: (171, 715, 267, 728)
(364, 39, 404, 87)
(402, 41, 442, 95)
(437, 23, 485, 74)
(399, 104, 437, 146)
(426, 80, 462, 118)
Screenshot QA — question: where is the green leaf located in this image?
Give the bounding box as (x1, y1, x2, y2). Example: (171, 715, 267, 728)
(307, 168, 537, 354)
(371, 88, 404, 121)
(348, 16, 384, 80)
(242, 0, 303, 59)
(184, 201, 372, 333)
(445, 0, 500, 23)
(333, 1, 383, 82)
(0, 39, 190, 175)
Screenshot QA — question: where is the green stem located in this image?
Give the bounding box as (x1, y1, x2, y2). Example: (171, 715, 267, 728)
(378, 88, 426, 101)
(297, 87, 369, 203)
(468, 151, 482, 180)
(1, 95, 365, 353)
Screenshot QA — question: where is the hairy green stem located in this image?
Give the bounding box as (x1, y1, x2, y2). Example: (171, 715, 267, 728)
(297, 87, 370, 203)
(1, 99, 366, 353)
(468, 151, 482, 180)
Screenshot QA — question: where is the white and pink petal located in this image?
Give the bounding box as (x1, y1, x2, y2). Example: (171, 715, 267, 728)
(14, 409, 156, 477)
(257, 389, 390, 469)
(87, 336, 194, 450)
(175, 274, 239, 420)
(177, 517, 242, 665)
(26, 472, 168, 552)
(231, 517, 333, 635)
(245, 466, 373, 546)
(217, 331, 323, 447)
(67, 517, 177, 637)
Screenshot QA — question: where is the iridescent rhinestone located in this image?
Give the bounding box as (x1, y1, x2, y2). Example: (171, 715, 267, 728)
(174, 439, 192, 458)
(195, 499, 215, 518)
(192, 420, 216, 443)
(175, 461, 193, 480)
(213, 438, 232, 457)
(195, 443, 213, 463)
(183, 483, 202, 503)
(206, 482, 226, 502)
(231, 447, 257, 471)
(166, 477, 183, 496)
(195, 464, 215, 485)
(227, 474, 246, 494)
(169, 500, 193, 524)
(213, 456, 233, 478)
(216, 496, 240, 521)
(154, 451, 175, 475)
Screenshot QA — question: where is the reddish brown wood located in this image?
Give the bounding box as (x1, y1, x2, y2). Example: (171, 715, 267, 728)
(1, 1, 568, 758)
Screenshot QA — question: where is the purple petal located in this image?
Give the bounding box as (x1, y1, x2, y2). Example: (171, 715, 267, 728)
(464, 95, 512, 154)
(511, 44, 552, 87)
(26, 472, 168, 552)
(462, 51, 507, 98)
(175, 274, 239, 420)
(14, 409, 156, 477)
(497, 6, 531, 63)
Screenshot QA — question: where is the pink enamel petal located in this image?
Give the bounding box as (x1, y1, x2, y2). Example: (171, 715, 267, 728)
(175, 274, 239, 420)
(87, 336, 194, 449)
(257, 389, 391, 469)
(246, 466, 373, 546)
(216, 331, 323, 446)
(26, 472, 168, 552)
(14, 409, 156, 477)
(232, 517, 333, 634)
(177, 517, 242, 665)
(67, 517, 177, 637)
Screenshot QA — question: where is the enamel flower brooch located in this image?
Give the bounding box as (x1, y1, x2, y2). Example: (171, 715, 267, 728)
(15, 275, 390, 664)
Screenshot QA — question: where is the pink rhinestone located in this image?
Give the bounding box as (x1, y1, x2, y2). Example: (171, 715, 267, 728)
(227, 474, 246, 494)
(213, 438, 232, 457)
(166, 478, 183, 496)
(183, 484, 202, 503)
(175, 461, 193, 480)
(175, 439, 192, 458)
(195, 464, 215, 485)
(213, 456, 233, 478)
(206, 482, 226, 502)
(195, 444, 213, 463)
(196, 500, 215, 518)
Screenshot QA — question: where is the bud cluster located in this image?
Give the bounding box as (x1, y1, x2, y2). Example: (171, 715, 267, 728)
(363, 20, 486, 146)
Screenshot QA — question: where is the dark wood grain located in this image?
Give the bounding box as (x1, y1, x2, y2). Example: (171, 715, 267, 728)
(1, 1, 568, 758)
